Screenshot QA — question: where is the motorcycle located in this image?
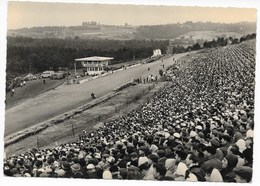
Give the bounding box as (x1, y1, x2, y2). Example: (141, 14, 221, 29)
(91, 93, 96, 99)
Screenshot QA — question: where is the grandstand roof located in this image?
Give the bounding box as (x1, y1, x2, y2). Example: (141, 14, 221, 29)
(75, 56, 114, 61)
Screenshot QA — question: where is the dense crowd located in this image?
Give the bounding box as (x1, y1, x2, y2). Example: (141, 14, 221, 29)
(4, 40, 255, 183)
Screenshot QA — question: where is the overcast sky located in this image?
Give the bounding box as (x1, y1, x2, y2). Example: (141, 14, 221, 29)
(7, 1, 257, 29)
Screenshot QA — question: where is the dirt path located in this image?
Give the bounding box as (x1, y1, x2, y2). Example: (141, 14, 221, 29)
(5, 81, 168, 157)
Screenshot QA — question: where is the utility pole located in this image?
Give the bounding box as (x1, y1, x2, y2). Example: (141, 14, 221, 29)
(74, 61, 77, 77)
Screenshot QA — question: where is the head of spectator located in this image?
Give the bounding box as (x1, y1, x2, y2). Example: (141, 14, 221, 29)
(242, 148, 253, 166)
(221, 154, 238, 171)
(153, 163, 167, 180)
(164, 158, 176, 179)
(185, 172, 198, 182)
(102, 170, 112, 179)
(236, 139, 246, 153)
(233, 166, 252, 183)
(174, 162, 188, 181)
(148, 153, 159, 165)
(208, 168, 223, 182)
(127, 167, 142, 180)
(175, 150, 188, 163)
(203, 146, 216, 159)
(185, 152, 199, 167)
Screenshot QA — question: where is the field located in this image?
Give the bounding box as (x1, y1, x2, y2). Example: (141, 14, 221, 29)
(175, 31, 243, 41)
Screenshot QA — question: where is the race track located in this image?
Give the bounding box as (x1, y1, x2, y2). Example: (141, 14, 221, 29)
(5, 53, 187, 137)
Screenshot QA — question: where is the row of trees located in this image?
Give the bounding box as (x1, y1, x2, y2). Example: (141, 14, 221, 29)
(6, 38, 168, 77)
(186, 33, 256, 51)
(6, 32, 256, 79)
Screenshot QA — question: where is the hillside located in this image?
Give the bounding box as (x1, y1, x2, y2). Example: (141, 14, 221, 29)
(170, 31, 244, 46)
(7, 21, 256, 41)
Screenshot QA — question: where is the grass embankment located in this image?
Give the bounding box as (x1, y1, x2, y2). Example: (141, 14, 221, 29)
(5, 81, 168, 157)
(5, 79, 65, 109)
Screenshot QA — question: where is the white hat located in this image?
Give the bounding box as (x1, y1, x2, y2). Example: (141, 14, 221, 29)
(94, 153, 101, 159)
(103, 170, 112, 179)
(236, 139, 246, 153)
(55, 169, 65, 177)
(209, 168, 223, 182)
(86, 164, 95, 170)
(24, 173, 31, 177)
(107, 156, 115, 163)
(195, 125, 203, 130)
(190, 131, 197, 138)
(175, 162, 188, 176)
(246, 129, 254, 138)
(173, 133, 181, 139)
(186, 173, 198, 182)
(138, 157, 149, 166)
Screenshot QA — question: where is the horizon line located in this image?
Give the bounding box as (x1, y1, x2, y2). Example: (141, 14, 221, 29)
(8, 20, 257, 31)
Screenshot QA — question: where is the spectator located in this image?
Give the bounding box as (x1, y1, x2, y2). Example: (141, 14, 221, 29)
(233, 166, 252, 183)
(153, 163, 173, 180)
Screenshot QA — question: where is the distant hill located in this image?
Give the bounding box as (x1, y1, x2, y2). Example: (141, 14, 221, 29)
(8, 24, 137, 40)
(8, 21, 256, 41)
(170, 31, 244, 46)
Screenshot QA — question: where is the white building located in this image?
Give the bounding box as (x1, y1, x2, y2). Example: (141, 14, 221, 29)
(75, 56, 114, 75)
(152, 49, 162, 57)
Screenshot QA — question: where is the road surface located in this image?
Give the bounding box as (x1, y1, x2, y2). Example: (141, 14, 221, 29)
(5, 53, 187, 137)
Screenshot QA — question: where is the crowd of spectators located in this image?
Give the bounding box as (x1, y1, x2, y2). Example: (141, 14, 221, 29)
(4, 39, 255, 183)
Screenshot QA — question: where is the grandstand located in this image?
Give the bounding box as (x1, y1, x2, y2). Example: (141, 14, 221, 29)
(4, 39, 255, 182)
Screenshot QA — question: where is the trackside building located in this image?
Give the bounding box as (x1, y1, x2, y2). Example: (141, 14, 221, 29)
(75, 56, 114, 75)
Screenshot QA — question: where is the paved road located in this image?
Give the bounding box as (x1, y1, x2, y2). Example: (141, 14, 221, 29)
(5, 53, 187, 137)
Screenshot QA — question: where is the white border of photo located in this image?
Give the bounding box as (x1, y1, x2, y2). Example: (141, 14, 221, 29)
(0, 1, 259, 186)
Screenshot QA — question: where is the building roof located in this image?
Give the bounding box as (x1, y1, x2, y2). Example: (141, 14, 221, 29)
(75, 56, 114, 61)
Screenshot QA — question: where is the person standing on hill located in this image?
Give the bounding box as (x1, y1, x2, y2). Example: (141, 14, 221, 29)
(11, 88, 14, 97)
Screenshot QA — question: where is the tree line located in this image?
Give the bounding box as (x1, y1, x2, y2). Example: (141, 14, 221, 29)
(6, 37, 168, 77)
(186, 33, 256, 51)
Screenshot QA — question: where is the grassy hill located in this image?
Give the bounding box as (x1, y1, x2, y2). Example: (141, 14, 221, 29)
(5, 79, 65, 109)
(170, 31, 244, 46)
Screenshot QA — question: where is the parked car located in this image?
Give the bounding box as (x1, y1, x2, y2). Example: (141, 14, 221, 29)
(41, 71, 55, 78)
(51, 71, 65, 79)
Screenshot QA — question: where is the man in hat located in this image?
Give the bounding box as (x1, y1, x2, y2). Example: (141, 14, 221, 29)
(143, 153, 159, 180)
(220, 154, 238, 182)
(86, 164, 98, 179)
(186, 153, 201, 176)
(220, 134, 232, 156)
(153, 163, 173, 180)
(201, 146, 222, 172)
(175, 150, 188, 165)
(71, 163, 83, 178)
(130, 152, 139, 167)
(157, 150, 167, 165)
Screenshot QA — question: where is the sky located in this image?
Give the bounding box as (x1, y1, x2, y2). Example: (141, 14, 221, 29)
(7, 1, 257, 29)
